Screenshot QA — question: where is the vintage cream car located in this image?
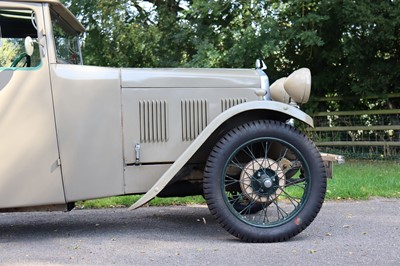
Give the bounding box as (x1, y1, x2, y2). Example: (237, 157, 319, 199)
(0, 0, 342, 242)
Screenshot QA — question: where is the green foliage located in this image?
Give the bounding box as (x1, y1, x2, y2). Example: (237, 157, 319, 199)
(77, 195, 205, 208)
(61, 0, 400, 105)
(65, 0, 161, 67)
(326, 160, 400, 200)
(0, 39, 21, 67)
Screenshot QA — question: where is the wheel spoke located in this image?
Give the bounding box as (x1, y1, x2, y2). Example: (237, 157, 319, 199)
(230, 157, 244, 171)
(228, 194, 244, 206)
(243, 145, 264, 170)
(261, 203, 270, 224)
(278, 147, 289, 161)
(224, 178, 251, 193)
(224, 174, 240, 185)
(280, 188, 302, 207)
(262, 141, 270, 160)
(204, 121, 327, 242)
(238, 200, 258, 215)
(245, 144, 257, 161)
(228, 138, 308, 225)
(285, 180, 306, 189)
(269, 199, 289, 220)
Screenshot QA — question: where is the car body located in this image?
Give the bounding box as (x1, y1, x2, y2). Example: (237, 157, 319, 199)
(0, 0, 342, 242)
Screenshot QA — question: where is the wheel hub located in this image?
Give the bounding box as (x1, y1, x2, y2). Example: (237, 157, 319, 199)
(240, 158, 286, 203)
(263, 178, 273, 188)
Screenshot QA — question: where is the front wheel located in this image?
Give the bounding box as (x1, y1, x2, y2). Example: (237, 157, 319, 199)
(203, 120, 326, 242)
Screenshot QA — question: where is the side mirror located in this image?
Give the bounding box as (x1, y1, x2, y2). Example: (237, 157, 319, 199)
(24, 36, 34, 56)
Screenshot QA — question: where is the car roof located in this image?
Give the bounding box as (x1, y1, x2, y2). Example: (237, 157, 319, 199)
(10, 0, 85, 33)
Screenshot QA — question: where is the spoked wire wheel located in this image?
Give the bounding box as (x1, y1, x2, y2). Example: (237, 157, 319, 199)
(204, 120, 326, 242)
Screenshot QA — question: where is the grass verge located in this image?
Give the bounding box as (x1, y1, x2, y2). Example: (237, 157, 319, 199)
(77, 195, 203, 209)
(325, 160, 400, 200)
(76, 160, 400, 209)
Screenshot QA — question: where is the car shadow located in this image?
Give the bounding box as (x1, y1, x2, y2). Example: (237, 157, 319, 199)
(0, 206, 234, 243)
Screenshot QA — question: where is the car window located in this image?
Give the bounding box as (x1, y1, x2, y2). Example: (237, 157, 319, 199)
(51, 9, 82, 65)
(0, 8, 41, 68)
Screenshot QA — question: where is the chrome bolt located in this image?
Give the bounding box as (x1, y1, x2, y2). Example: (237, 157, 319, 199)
(263, 179, 273, 188)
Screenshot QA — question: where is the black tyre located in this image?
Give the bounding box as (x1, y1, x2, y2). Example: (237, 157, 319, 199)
(203, 120, 326, 242)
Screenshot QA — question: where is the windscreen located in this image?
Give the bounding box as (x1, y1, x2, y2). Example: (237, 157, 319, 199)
(50, 9, 82, 65)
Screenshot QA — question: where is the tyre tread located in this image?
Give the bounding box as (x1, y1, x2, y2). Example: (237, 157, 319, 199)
(203, 120, 327, 243)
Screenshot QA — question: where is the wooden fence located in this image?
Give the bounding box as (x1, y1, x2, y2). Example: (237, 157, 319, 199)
(307, 93, 400, 159)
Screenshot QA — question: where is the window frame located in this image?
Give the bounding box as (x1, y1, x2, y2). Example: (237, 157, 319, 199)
(0, 5, 43, 70)
(49, 7, 83, 65)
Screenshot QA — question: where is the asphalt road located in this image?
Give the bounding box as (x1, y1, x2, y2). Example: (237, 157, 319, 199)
(0, 198, 399, 266)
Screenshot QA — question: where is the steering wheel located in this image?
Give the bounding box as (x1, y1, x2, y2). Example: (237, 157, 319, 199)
(10, 52, 31, 68)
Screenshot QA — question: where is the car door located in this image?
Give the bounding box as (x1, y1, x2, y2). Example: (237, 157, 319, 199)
(0, 2, 65, 208)
(46, 5, 124, 202)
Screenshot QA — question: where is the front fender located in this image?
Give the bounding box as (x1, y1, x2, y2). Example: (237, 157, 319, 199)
(128, 101, 313, 210)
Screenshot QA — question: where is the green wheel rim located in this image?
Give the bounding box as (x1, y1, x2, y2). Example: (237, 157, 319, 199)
(221, 137, 312, 228)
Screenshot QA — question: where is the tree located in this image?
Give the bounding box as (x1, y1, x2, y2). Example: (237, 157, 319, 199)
(62, 0, 400, 109)
(0, 39, 20, 67)
(269, 1, 399, 95)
